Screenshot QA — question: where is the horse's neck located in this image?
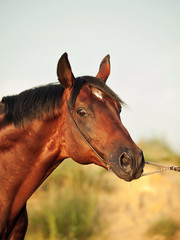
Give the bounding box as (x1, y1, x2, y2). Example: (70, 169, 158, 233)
(0, 116, 69, 224)
(0, 117, 68, 173)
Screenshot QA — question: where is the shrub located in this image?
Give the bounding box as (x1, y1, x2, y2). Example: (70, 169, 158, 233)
(138, 138, 180, 165)
(146, 216, 179, 238)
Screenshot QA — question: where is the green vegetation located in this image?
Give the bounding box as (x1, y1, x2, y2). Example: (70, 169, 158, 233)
(146, 216, 179, 239)
(26, 159, 112, 240)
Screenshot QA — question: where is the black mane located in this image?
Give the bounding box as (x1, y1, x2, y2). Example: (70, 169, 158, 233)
(2, 83, 64, 127)
(1, 77, 124, 127)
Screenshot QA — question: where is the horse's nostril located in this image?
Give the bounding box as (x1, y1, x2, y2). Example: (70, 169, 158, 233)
(119, 152, 132, 173)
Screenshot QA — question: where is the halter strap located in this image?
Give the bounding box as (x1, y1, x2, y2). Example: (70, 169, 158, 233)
(66, 101, 111, 170)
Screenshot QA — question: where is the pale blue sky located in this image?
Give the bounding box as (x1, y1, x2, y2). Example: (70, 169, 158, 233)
(0, 0, 180, 152)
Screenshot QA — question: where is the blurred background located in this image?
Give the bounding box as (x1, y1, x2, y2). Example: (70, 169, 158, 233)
(0, 0, 180, 239)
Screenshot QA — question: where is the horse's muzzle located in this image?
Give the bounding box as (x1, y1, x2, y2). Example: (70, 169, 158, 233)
(108, 147, 145, 181)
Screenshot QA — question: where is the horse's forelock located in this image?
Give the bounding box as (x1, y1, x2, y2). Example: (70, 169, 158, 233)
(69, 76, 125, 109)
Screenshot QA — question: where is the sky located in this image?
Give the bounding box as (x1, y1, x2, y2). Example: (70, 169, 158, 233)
(0, 0, 180, 153)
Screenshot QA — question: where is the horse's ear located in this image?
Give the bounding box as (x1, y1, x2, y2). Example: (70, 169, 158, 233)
(96, 54, 110, 83)
(57, 52, 75, 88)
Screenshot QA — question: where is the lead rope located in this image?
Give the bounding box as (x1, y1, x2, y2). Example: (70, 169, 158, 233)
(141, 161, 180, 177)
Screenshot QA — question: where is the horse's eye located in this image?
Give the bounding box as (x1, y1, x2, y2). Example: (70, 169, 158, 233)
(77, 108, 88, 117)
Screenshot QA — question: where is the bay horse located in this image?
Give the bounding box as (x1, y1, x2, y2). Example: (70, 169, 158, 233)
(0, 53, 144, 239)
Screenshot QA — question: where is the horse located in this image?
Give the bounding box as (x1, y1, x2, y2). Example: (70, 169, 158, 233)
(0, 53, 145, 239)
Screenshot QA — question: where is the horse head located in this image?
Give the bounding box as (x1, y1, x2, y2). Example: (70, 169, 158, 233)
(57, 53, 144, 181)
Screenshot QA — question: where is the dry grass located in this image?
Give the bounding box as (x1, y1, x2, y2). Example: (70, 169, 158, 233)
(26, 138, 180, 240)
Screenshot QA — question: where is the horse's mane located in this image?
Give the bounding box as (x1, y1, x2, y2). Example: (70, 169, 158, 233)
(1, 83, 64, 127)
(1, 77, 124, 127)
